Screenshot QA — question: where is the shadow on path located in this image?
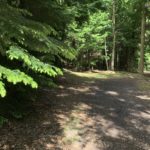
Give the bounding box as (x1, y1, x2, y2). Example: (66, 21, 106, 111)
(0, 71, 150, 150)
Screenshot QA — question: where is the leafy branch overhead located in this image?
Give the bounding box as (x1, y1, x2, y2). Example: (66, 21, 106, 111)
(7, 46, 63, 77)
(0, 65, 38, 97)
(0, 0, 74, 97)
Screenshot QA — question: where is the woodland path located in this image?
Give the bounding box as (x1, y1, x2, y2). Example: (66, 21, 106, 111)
(0, 71, 150, 150)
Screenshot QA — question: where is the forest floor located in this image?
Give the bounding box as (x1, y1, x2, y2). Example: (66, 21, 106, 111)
(0, 70, 150, 150)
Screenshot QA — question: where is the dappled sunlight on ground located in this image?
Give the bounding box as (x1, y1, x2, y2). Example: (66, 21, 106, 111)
(64, 69, 132, 79)
(136, 95, 150, 100)
(0, 70, 150, 150)
(53, 71, 150, 150)
(105, 91, 119, 96)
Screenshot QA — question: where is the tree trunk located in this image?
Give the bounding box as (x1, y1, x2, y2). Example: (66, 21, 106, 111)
(87, 50, 90, 70)
(104, 37, 109, 70)
(139, 8, 146, 74)
(111, 0, 116, 71)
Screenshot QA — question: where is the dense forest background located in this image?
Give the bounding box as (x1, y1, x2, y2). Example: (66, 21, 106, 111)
(0, 0, 150, 124)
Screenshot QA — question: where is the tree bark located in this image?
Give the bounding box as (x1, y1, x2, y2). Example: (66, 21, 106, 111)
(111, 0, 116, 71)
(139, 8, 146, 74)
(104, 37, 109, 70)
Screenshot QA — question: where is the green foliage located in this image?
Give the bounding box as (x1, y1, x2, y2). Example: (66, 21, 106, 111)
(145, 47, 150, 70)
(0, 81, 6, 98)
(0, 0, 75, 97)
(66, 0, 150, 71)
(7, 46, 63, 77)
(0, 116, 8, 127)
(67, 9, 111, 69)
(0, 65, 38, 88)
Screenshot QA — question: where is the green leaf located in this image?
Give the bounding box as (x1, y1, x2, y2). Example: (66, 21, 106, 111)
(0, 81, 6, 98)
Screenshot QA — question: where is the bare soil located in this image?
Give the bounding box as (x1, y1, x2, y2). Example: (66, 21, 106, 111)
(0, 71, 150, 150)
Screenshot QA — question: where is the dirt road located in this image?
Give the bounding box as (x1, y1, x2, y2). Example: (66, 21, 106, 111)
(0, 71, 150, 150)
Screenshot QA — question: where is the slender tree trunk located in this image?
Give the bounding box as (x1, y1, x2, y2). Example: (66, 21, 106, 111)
(111, 0, 116, 71)
(87, 49, 90, 70)
(116, 48, 119, 70)
(104, 37, 109, 70)
(139, 8, 146, 74)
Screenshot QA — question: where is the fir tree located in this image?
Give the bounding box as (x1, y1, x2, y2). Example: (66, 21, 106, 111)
(0, 0, 74, 97)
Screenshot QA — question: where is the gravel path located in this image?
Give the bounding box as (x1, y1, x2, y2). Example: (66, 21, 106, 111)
(0, 72, 150, 150)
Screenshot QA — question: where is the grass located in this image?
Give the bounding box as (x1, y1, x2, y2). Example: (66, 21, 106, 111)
(64, 69, 141, 80)
(137, 78, 150, 91)
(63, 69, 150, 91)
(62, 113, 81, 144)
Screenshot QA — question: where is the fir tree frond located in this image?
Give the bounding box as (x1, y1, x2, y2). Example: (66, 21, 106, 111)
(0, 81, 6, 98)
(7, 46, 63, 77)
(0, 65, 38, 89)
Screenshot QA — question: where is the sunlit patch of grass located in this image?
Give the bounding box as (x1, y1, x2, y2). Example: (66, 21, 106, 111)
(133, 72, 150, 91)
(62, 115, 81, 144)
(137, 80, 150, 91)
(63, 135, 80, 145)
(64, 69, 138, 80)
(63, 69, 150, 90)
